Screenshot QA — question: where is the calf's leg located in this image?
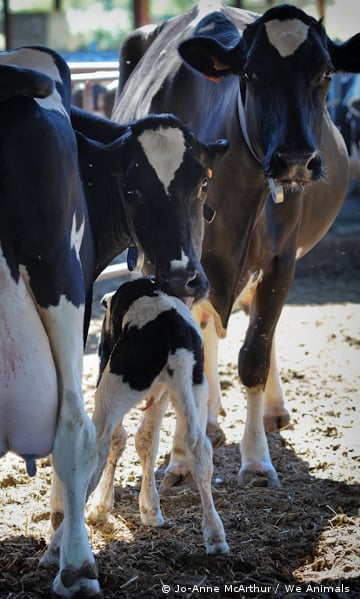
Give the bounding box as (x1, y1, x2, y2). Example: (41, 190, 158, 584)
(135, 391, 169, 526)
(87, 419, 127, 523)
(170, 376, 229, 554)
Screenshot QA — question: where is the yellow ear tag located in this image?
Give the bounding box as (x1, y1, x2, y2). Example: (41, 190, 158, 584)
(207, 168, 213, 179)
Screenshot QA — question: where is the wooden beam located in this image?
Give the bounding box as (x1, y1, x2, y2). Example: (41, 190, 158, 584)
(3, 0, 11, 49)
(133, 0, 150, 29)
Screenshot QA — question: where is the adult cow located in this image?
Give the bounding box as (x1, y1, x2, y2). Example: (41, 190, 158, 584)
(0, 45, 227, 598)
(113, 1, 360, 487)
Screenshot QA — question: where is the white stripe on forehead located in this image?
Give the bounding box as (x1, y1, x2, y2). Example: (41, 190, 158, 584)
(138, 126, 186, 194)
(265, 18, 309, 58)
(170, 249, 190, 271)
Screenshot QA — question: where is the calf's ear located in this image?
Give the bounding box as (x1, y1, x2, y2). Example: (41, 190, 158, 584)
(178, 12, 242, 79)
(328, 32, 360, 73)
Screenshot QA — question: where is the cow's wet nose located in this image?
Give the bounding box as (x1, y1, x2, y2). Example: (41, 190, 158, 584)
(267, 150, 323, 182)
(165, 268, 209, 302)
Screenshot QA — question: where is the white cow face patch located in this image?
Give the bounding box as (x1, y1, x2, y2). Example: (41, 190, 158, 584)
(170, 249, 190, 272)
(265, 18, 309, 58)
(138, 126, 186, 194)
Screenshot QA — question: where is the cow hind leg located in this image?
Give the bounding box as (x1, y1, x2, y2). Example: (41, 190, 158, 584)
(135, 391, 169, 526)
(263, 335, 290, 432)
(38, 299, 101, 598)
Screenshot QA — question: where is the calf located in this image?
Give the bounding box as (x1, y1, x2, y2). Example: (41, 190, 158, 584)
(88, 277, 229, 555)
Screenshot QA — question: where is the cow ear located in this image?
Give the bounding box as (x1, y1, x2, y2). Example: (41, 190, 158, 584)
(201, 138, 229, 167)
(328, 33, 360, 73)
(178, 12, 242, 79)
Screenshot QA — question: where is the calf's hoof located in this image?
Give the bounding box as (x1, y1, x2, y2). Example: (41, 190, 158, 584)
(159, 466, 193, 492)
(87, 504, 110, 525)
(52, 561, 102, 598)
(263, 406, 290, 433)
(140, 507, 165, 527)
(206, 423, 226, 448)
(238, 461, 280, 488)
(205, 537, 229, 555)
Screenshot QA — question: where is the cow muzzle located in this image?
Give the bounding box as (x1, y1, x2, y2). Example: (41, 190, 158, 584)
(160, 266, 209, 303)
(265, 150, 323, 185)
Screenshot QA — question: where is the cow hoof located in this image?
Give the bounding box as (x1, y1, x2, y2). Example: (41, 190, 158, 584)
(206, 423, 226, 448)
(263, 406, 290, 432)
(87, 504, 110, 525)
(238, 461, 280, 488)
(159, 468, 195, 492)
(52, 562, 102, 598)
(205, 538, 230, 555)
(140, 508, 165, 527)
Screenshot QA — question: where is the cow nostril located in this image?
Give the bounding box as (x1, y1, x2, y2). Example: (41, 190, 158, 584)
(186, 271, 200, 289)
(307, 152, 320, 172)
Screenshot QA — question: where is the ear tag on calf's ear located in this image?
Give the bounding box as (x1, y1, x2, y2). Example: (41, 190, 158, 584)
(269, 178, 284, 203)
(127, 245, 138, 271)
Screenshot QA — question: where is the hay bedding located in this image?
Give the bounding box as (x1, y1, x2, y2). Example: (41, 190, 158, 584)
(0, 233, 359, 599)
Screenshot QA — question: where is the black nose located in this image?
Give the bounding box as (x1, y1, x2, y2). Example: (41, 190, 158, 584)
(266, 150, 323, 182)
(162, 267, 209, 302)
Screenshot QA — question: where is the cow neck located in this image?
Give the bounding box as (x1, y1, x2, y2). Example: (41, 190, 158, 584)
(237, 87, 284, 204)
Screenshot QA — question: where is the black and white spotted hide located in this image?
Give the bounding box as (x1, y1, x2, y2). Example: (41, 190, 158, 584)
(89, 276, 229, 555)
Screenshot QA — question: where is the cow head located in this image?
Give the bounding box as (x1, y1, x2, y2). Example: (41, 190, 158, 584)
(179, 4, 360, 191)
(113, 114, 228, 302)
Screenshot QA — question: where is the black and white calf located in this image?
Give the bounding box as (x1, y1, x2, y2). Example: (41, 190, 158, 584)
(89, 277, 229, 555)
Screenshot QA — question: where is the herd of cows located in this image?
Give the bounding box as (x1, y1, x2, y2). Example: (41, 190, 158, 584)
(1, 2, 359, 597)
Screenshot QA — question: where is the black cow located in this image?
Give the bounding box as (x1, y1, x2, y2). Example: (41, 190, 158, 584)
(112, 2, 360, 487)
(0, 45, 227, 598)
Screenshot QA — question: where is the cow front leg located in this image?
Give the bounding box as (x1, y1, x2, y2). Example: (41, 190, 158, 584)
(239, 384, 280, 487)
(38, 300, 101, 598)
(192, 305, 226, 448)
(263, 335, 290, 432)
(87, 420, 127, 524)
(135, 391, 169, 526)
(238, 248, 296, 487)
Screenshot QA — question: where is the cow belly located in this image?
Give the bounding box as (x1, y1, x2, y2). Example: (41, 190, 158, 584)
(0, 272, 58, 461)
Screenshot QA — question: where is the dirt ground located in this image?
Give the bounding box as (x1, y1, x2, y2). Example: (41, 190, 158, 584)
(0, 198, 359, 598)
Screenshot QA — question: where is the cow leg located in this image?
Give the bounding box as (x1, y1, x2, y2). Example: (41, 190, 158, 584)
(192, 305, 226, 448)
(135, 391, 169, 526)
(263, 335, 290, 432)
(38, 299, 101, 598)
(169, 374, 228, 554)
(238, 247, 296, 487)
(87, 420, 127, 523)
(88, 366, 145, 515)
(160, 364, 208, 491)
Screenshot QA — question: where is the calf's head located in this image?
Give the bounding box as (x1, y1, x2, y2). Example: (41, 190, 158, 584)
(114, 114, 228, 301)
(179, 4, 360, 190)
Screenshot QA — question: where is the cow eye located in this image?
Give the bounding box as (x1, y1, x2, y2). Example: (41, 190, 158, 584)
(323, 69, 333, 81)
(242, 70, 256, 83)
